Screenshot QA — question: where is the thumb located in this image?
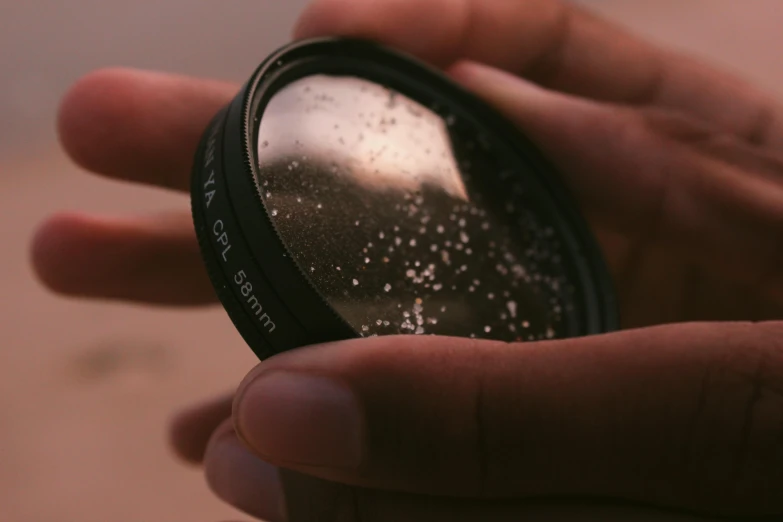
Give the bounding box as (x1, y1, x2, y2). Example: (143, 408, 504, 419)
(233, 323, 783, 516)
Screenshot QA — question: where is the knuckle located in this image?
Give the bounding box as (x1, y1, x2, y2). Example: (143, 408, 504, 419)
(684, 323, 783, 508)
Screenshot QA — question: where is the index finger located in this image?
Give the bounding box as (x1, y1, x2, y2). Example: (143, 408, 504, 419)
(295, 0, 783, 146)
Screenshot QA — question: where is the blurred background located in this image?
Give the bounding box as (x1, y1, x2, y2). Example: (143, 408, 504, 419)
(1, 1, 781, 521)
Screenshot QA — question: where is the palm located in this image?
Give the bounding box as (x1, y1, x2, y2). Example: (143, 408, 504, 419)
(601, 232, 780, 328)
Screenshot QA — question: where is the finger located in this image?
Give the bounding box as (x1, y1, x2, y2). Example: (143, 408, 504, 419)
(283, 471, 726, 522)
(207, 430, 716, 522)
(31, 211, 216, 305)
(448, 62, 783, 303)
(58, 68, 236, 191)
(170, 393, 233, 464)
(295, 0, 783, 146)
(205, 420, 286, 522)
(233, 323, 783, 516)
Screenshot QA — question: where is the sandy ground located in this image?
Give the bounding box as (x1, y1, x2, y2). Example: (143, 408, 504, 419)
(1, 1, 782, 521)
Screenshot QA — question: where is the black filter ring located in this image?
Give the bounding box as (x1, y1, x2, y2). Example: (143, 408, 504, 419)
(191, 37, 619, 361)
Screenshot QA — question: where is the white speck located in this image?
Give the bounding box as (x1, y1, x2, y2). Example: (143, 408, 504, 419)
(310, 266, 315, 272)
(469, 286, 475, 292)
(433, 283, 443, 291)
(355, 220, 361, 226)
(336, 266, 342, 271)
(362, 325, 369, 332)
(441, 306, 447, 312)
(415, 326, 425, 335)
(460, 265, 468, 272)
(352, 279, 359, 286)
(317, 203, 323, 209)
(409, 239, 417, 247)
(406, 269, 416, 278)
(384, 283, 392, 292)
(460, 231, 470, 243)
(546, 327, 555, 339)
(484, 326, 492, 333)
(473, 279, 481, 286)
(271, 209, 278, 216)
(488, 293, 495, 300)
(383, 321, 390, 326)
(507, 301, 518, 318)
(522, 321, 530, 329)
(364, 257, 371, 264)
(376, 320, 383, 326)
(481, 222, 490, 230)
(395, 237, 402, 246)
(458, 218, 467, 228)
(436, 225, 445, 234)
(379, 232, 385, 239)
(430, 244, 438, 252)
(266, 191, 272, 198)
(297, 197, 302, 203)
(403, 311, 411, 318)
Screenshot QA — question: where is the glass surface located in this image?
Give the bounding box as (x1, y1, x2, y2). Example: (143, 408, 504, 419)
(255, 75, 579, 341)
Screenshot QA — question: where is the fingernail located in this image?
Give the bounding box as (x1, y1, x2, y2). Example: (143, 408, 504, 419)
(236, 372, 363, 469)
(206, 434, 286, 522)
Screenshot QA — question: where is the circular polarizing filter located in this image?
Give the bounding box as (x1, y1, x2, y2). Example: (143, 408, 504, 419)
(191, 37, 618, 361)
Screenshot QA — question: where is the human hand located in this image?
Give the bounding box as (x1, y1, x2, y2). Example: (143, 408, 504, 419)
(33, 0, 783, 520)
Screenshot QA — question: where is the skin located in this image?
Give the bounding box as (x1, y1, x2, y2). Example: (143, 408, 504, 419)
(30, 0, 783, 520)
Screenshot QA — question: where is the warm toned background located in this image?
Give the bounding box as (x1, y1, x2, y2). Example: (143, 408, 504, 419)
(2, 1, 782, 521)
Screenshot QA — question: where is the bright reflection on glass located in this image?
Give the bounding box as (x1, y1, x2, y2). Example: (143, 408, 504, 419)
(255, 75, 578, 342)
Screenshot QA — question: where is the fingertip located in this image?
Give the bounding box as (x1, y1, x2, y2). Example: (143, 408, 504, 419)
(168, 394, 234, 465)
(57, 68, 147, 176)
(204, 422, 286, 522)
(293, 0, 468, 66)
(30, 212, 103, 296)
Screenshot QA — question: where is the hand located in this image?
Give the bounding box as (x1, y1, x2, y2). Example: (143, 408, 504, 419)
(33, 0, 783, 520)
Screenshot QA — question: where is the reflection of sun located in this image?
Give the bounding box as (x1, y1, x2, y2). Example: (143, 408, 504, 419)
(257, 75, 469, 201)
